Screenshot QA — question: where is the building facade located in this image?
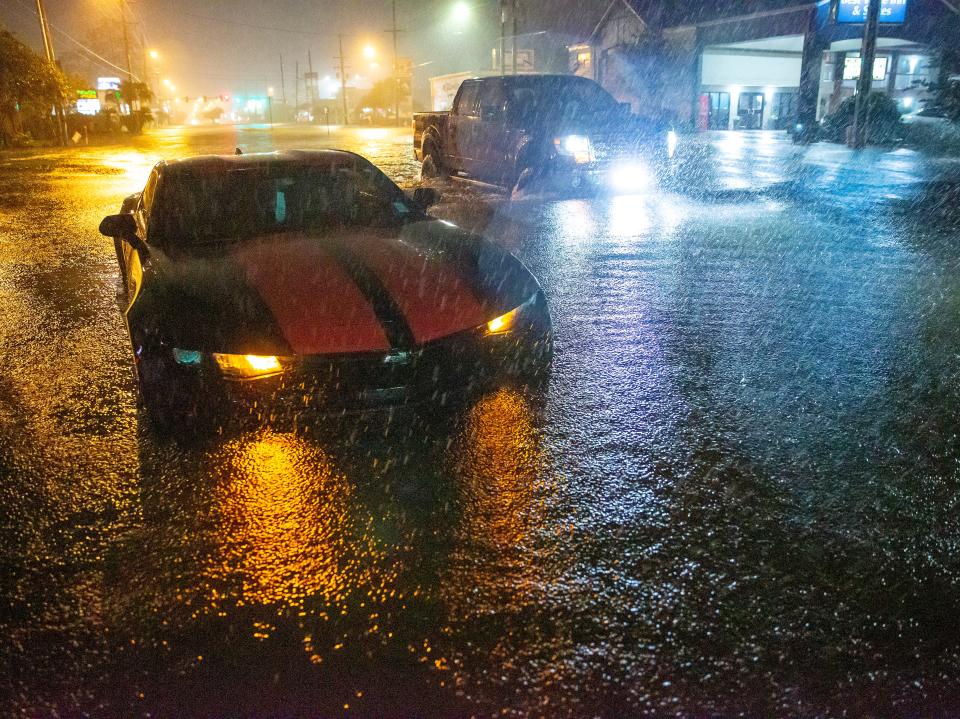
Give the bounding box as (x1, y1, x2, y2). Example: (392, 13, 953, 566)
(570, 0, 957, 133)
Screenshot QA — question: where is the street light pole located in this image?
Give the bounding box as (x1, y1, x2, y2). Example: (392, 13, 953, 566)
(850, 0, 882, 148)
(34, 0, 68, 145)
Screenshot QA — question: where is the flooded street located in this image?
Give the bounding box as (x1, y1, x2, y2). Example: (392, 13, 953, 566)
(3, 125, 960, 716)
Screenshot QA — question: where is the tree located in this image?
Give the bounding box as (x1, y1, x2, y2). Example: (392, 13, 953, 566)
(820, 92, 902, 144)
(0, 30, 70, 147)
(202, 106, 224, 123)
(930, 48, 960, 122)
(119, 80, 153, 134)
(358, 79, 396, 115)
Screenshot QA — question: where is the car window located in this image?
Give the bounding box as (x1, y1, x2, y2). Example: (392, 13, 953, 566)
(455, 81, 480, 117)
(479, 81, 507, 122)
(507, 78, 619, 124)
(151, 158, 414, 249)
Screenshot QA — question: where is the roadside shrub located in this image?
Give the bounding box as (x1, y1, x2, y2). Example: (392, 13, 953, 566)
(11, 132, 35, 147)
(820, 92, 902, 144)
(902, 120, 960, 156)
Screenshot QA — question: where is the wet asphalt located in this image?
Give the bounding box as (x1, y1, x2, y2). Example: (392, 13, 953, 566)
(2, 125, 960, 717)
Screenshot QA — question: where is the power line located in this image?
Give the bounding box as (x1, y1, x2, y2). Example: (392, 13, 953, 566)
(11, 0, 141, 79)
(175, 9, 331, 36)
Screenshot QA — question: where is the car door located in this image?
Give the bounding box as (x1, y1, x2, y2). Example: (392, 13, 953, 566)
(123, 169, 158, 303)
(475, 79, 509, 182)
(447, 80, 481, 175)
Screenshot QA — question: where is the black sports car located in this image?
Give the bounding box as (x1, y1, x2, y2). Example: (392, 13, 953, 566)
(99, 150, 552, 432)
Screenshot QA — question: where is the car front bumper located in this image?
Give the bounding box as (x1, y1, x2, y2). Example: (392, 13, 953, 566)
(148, 293, 552, 426)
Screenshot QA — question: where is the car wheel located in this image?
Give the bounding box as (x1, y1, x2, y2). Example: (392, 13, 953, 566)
(421, 142, 447, 179)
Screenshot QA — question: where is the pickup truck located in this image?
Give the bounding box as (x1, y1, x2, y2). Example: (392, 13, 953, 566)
(414, 74, 676, 194)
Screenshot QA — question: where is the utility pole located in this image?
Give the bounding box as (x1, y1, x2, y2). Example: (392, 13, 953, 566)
(511, 0, 518, 75)
(850, 0, 881, 148)
(119, 0, 134, 82)
(499, 0, 506, 75)
(295, 60, 299, 119)
(118, 0, 139, 131)
(140, 36, 148, 86)
(34, 0, 67, 145)
(337, 34, 349, 125)
(387, 0, 401, 126)
(307, 50, 314, 109)
(280, 54, 287, 106)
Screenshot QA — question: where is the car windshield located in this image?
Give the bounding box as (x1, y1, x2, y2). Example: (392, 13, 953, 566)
(509, 78, 621, 124)
(152, 157, 414, 248)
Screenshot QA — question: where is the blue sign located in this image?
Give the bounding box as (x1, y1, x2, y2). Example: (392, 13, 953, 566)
(837, 0, 908, 24)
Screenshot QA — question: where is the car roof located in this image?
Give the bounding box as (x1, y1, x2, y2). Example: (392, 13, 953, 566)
(157, 149, 362, 175)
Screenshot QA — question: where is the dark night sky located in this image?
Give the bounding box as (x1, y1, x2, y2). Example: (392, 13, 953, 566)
(0, 0, 607, 101)
(3, 1, 956, 104)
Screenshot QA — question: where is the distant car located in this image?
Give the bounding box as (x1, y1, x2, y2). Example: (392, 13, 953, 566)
(413, 74, 677, 195)
(99, 150, 552, 432)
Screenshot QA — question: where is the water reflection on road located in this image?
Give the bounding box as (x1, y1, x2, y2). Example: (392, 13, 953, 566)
(3, 127, 960, 716)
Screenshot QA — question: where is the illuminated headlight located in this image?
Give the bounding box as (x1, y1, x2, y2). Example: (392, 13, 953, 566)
(610, 162, 653, 194)
(212, 353, 288, 379)
(554, 134, 593, 164)
(666, 130, 678, 159)
(486, 295, 537, 335)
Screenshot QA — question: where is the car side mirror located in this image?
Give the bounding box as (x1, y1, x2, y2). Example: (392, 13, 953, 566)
(99, 213, 137, 238)
(412, 187, 441, 208)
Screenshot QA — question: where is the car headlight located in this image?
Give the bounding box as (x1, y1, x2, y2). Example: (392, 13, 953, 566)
(486, 294, 538, 335)
(213, 353, 288, 379)
(609, 162, 652, 194)
(554, 134, 593, 164)
(666, 130, 678, 159)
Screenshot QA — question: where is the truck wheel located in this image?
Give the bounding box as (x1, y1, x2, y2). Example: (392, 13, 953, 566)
(421, 142, 447, 179)
(512, 165, 543, 197)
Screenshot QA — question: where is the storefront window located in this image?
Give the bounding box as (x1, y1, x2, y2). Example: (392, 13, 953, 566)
(895, 54, 930, 90)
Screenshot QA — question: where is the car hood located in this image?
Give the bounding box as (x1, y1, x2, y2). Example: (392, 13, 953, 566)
(553, 114, 670, 149)
(138, 219, 541, 356)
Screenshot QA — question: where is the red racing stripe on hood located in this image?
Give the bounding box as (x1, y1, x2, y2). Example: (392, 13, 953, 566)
(231, 234, 390, 354)
(345, 233, 489, 344)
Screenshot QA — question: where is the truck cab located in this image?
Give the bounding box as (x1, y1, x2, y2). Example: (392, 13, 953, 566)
(414, 75, 674, 192)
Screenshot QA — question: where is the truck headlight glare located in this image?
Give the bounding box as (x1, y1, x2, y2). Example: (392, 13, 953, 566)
(555, 134, 593, 164)
(667, 130, 678, 159)
(610, 162, 652, 194)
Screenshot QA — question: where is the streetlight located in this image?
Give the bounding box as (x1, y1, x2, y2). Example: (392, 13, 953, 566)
(363, 44, 377, 60)
(148, 49, 159, 60)
(452, 1, 471, 25)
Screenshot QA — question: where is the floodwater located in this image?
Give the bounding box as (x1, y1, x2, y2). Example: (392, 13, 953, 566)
(2, 125, 960, 717)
